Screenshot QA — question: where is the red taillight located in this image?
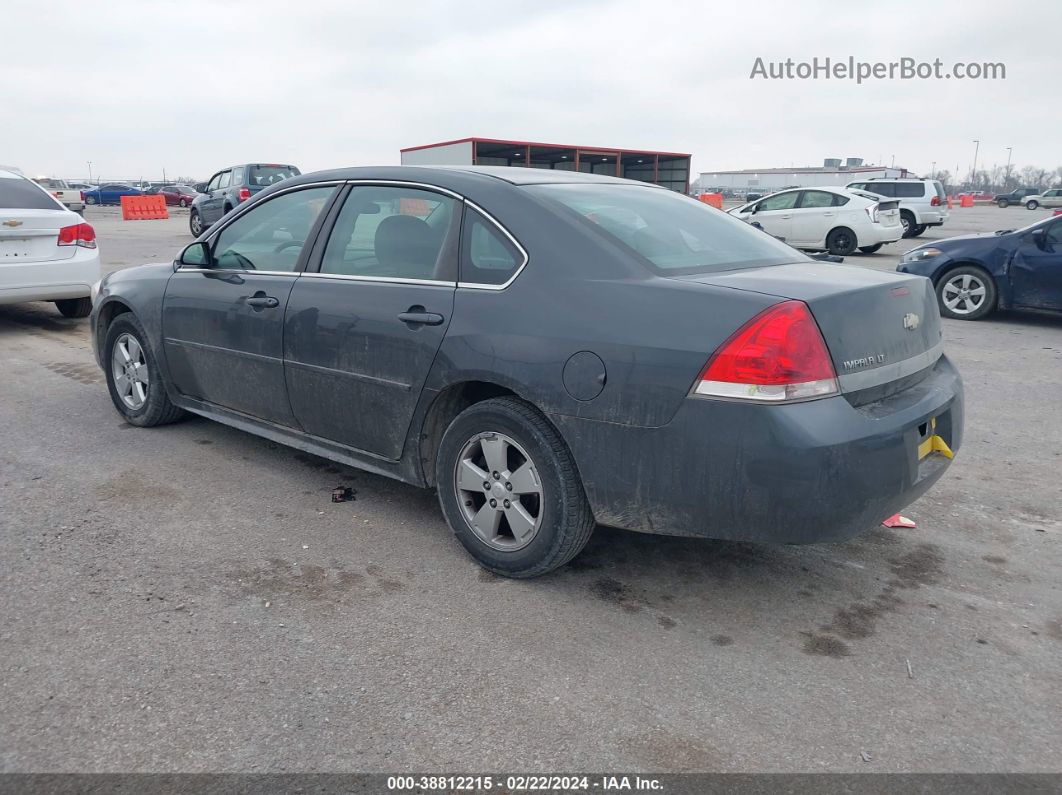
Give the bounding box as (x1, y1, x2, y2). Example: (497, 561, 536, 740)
(57, 222, 96, 249)
(238, 187, 251, 202)
(692, 301, 838, 403)
(930, 195, 941, 206)
(80, 191, 86, 202)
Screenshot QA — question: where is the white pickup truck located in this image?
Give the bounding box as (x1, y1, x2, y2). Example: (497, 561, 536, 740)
(32, 177, 86, 213)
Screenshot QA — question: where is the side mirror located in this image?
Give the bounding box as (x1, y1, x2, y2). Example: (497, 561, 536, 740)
(1030, 228, 1047, 249)
(748, 204, 758, 214)
(178, 241, 211, 269)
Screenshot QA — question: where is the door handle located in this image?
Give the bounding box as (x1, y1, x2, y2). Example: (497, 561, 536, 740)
(779, 214, 792, 219)
(398, 308, 445, 326)
(246, 294, 279, 309)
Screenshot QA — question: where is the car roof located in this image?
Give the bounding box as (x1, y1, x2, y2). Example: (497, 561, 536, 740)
(286, 164, 648, 190)
(0, 169, 25, 180)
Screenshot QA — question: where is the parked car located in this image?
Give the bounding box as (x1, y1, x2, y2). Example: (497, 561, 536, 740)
(31, 177, 85, 212)
(1022, 188, 1062, 210)
(993, 187, 1040, 208)
(898, 215, 1062, 320)
(158, 184, 199, 207)
(189, 163, 300, 236)
(845, 178, 948, 238)
(91, 165, 962, 577)
(729, 186, 903, 255)
(0, 168, 100, 317)
(84, 183, 142, 205)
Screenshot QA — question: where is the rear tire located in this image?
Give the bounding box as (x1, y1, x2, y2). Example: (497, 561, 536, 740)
(900, 210, 917, 238)
(436, 397, 595, 578)
(910, 224, 927, 237)
(54, 297, 92, 318)
(858, 244, 883, 254)
(936, 266, 997, 321)
(103, 314, 185, 426)
(1026, 200, 1039, 210)
(85, 195, 97, 205)
(826, 227, 857, 256)
(179, 198, 188, 208)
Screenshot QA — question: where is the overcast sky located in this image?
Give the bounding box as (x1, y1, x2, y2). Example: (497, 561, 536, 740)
(5, 0, 1059, 182)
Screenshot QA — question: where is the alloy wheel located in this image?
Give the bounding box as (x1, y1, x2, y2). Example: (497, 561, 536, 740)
(111, 332, 149, 409)
(455, 432, 543, 551)
(941, 273, 987, 315)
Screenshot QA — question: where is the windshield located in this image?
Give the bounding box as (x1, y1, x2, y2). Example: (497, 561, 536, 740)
(526, 183, 806, 274)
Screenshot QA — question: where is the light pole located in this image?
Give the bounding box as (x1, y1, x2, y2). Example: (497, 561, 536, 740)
(931, 161, 936, 179)
(1005, 147, 1013, 189)
(87, 161, 93, 183)
(970, 139, 980, 189)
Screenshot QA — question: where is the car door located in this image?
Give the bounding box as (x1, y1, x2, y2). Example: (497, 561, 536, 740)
(1010, 219, 1062, 310)
(199, 171, 227, 223)
(790, 190, 838, 246)
(284, 183, 461, 460)
(162, 184, 339, 425)
(745, 191, 798, 242)
(1044, 189, 1062, 208)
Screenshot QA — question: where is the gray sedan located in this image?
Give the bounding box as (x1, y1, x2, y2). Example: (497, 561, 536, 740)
(91, 166, 963, 577)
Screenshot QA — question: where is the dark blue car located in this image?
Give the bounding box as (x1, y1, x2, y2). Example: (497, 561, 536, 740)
(898, 215, 1062, 320)
(83, 183, 142, 206)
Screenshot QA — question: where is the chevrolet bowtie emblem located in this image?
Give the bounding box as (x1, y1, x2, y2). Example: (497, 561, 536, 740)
(2, 219, 23, 227)
(903, 312, 920, 330)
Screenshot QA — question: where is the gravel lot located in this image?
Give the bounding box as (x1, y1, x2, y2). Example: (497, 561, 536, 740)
(1, 203, 1060, 773)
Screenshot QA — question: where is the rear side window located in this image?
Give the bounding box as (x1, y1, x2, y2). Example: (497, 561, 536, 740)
(528, 183, 806, 274)
(894, 183, 925, 198)
(231, 166, 245, 186)
(249, 165, 300, 187)
(799, 190, 841, 208)
(0, 176, 63, 209)
(932, 181, 946, 201)
(461, 208, 524, 286)
(865, 182, 895, 197)
(218, 171, 232, 189)
(321, 186, 458, 281)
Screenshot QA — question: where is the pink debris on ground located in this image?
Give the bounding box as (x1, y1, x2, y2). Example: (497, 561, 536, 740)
(882, 513, 917, 528)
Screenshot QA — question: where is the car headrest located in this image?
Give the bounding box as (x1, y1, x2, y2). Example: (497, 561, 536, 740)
(374, 214, 437, 275)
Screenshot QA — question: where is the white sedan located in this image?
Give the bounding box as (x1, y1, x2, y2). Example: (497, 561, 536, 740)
(0, 168, 100, 317)
(728, 186, 903, 255)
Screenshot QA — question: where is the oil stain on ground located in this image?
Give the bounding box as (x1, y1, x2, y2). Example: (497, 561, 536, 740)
(227, 558, 406, 604)
(802, 543, 945, 655)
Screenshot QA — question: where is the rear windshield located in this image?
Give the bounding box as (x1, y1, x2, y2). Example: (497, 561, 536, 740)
(526, 183, 805, 274)
(0, 176, 63, 210)
(248, 165, 300, 188)
(932, 181, 946, 200)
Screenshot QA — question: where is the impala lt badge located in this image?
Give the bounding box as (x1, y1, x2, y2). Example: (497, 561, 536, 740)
(903, 312, 921, 330)
(843, 353, 887, 370)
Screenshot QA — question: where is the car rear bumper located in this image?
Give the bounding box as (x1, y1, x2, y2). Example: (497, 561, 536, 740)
(0, 249, 100, 305)
(551, 355, 963, 544)
(863, 222, 904, 246)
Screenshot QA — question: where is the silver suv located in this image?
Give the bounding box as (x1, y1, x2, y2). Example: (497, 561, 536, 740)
(846, 178, 948, 238)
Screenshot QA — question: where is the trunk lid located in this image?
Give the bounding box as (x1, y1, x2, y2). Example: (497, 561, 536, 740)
(675, 262, 942, 392)
(0, 208, 80, 263)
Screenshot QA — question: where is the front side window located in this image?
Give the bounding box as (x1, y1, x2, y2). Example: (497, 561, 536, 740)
(320, 186, 458, 281)
(758, 192, 799, 212)
(210, 186, 334, 272)
(207, 173, 222, 192)
(529, 183, 805, 274)
(461, 208, 523, 286)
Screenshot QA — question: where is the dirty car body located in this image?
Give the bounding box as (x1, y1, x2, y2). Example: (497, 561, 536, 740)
(92, 166, 963, 575)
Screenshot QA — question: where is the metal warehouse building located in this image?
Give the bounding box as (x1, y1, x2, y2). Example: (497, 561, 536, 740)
(698, 158, 910, 194)
(401, 137, 691, 192)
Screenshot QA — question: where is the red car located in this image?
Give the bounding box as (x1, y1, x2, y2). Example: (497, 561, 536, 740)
(157, 185, 199, 207)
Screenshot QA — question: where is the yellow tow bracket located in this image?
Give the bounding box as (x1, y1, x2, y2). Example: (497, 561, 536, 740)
(917, 418, 954, 460)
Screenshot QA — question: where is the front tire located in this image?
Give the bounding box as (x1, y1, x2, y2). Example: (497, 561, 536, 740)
(436, 397, 595, 578)
(826, 227, 857, 256)
(1026, 200, 1039, 210)
(55, 297, 92, 318)
(858, 243, 883, 254)
(936, 266, 997, 321)
(997, 199, 1010, 208)
(103, 314, 185, 426)
(189, 210, 204, 236)
(179, 198, 188, 208)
